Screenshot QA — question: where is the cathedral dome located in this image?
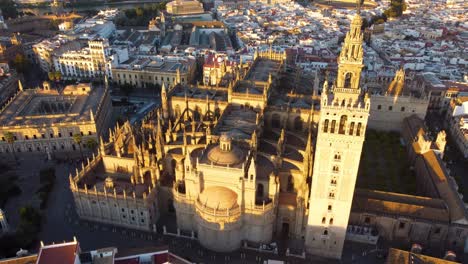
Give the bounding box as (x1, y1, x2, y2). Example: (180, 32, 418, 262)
(199, 186, 238, 209)
(207, 135, 245, 165)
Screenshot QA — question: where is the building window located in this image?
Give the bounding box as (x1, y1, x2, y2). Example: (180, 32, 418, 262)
(141, 219, 145, 223)
(69, 132, 73, 137)
(329, 218, 333, 225)
(58, 133, 62, 138)
(356, 123, 362, 136)
(88, 131, 92, 135)
(323, 229, 328, 236)
(364, 217, 370, 224)
(377, 105, 381, 110)
(334, 154, 341, 161)
(25, 135, 29, 140)
(13, 136, 17, 140)
(330, 178, 337, 185)
(434, 227, 441, 234)
(328, 205, 332, 211)
(401, 107, 405, 112)
(322, 217, 326, 224)
(323, 119, 329, 133)
(332, 166, 339, 173)
(42, 134, 45, 139)
(121, 208, 125, 212)
(348, 121, 355, 135)
(399, 222, 405, 229)
(388, 106, 393, 111)
(80, 132, 84, 136)
(330, 120, 336, 133)
(33, 135, 37, 139)
(338, 115, 347, 134)
(1, 137, 4, 141)
(50, 134, 54, 138)
(328, 192, 335, 199)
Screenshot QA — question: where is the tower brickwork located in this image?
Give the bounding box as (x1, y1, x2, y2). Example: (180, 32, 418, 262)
(305, 11, 370, 259)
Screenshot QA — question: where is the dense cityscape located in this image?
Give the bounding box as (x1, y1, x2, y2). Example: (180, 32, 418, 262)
(0, 0, 466, 263)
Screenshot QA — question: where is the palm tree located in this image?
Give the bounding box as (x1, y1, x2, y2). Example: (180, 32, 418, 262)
(4, 132, 17, 163)
(72, 133, 84, 161)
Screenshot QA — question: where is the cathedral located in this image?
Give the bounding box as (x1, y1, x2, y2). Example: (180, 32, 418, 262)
(71, 12, 369, 259)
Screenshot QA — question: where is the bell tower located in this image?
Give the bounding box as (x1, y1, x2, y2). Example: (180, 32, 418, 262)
(305, 9, 370, 260)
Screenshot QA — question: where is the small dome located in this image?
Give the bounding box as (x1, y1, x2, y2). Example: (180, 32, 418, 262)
(207, 144, 245, 165)
(199, 186, 238, 209)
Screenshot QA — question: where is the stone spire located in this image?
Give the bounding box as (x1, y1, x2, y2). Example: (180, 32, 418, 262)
(161, 82, 169, 119)
(333, 9, 365, 105)
(176, 67, 181, 84)
(18, 80, 23, 91)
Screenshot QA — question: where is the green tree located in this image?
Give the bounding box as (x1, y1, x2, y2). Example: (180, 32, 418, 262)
(18, 206, 41, 235)
(72, 133, 84, 160)
(12, 54, 30, 73)
(48, 72, 55, 81)
(85, 138, 98, 151)
(135, 7, 144, 17)
(54, 71, 61, 81)
(4, 131, 16, 162)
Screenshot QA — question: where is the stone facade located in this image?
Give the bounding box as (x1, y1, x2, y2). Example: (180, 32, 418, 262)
(70, 122, 159, 231)
(112, 57, 196, 89)
(305, 11, 370, 259)
(369, 69, 429, 132)
(0, 82, 112, 156)
(54, 39, 112, 81)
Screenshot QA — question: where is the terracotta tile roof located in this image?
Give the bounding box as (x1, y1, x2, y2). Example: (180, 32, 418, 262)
(353, 189, 450, 223)
(419, 151, 467, 222)
(37, 242, 79, 264)
(385, 248, 460, 264)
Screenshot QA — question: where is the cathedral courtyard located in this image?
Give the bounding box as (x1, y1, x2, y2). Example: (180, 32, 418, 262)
(357, 130, 417, 195)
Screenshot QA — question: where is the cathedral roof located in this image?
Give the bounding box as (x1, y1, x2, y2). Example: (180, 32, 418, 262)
(199, 186, 238, 209)
(207, 143, 245, 166)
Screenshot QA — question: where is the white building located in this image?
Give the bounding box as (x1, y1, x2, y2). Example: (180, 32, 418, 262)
(54, 39, 113, 80)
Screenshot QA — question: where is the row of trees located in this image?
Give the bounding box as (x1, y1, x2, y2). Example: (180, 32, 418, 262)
(115, 3, 167, 27)
(384, 0, 407, 18)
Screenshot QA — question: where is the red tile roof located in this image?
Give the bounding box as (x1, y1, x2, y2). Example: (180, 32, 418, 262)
(37, 242, 79, 264)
